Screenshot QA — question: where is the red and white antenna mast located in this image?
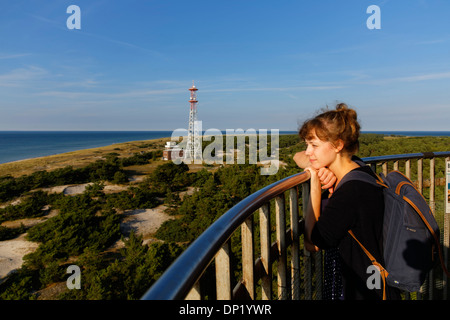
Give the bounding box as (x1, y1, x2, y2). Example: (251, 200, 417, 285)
(185, 81, 202, 162)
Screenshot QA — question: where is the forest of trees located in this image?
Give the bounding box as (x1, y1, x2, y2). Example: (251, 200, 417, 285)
(0, 134, 449, 299)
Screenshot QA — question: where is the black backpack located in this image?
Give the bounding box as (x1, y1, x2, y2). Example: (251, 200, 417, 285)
(339, 167, 449, 297)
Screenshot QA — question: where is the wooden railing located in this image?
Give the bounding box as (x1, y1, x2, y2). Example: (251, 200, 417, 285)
(141, 151, 450, 300)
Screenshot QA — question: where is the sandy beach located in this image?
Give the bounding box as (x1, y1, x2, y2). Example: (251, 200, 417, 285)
(0, 136, 170, 178)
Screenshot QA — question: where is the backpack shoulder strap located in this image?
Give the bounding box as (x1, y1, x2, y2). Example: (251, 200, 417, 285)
(348, 230, 388, 300)
(335, 168, 387, 192)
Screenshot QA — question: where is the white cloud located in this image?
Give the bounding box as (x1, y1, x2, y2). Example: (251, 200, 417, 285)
(346, 70, 450, 86)
(202, 85, 345, 93)
(0, 53, 31, 60)
(393, 72, 450, 82)
(0, 66, 48, 87)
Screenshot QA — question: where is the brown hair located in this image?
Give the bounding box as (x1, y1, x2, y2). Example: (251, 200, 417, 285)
(299, 103, 360, 155)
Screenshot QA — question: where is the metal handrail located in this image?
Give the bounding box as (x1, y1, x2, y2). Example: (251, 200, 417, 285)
(362, 151, 450, 164)
(141, 151, 450, 300)
(141, 170, 311, 300)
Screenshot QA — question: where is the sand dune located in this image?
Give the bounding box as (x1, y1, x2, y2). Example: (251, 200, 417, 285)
(0, 234, 39, 280)
(0, 203, 173, 281)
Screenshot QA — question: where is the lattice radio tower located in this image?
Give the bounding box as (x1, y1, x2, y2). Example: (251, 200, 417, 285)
(185, 81, 202, 162)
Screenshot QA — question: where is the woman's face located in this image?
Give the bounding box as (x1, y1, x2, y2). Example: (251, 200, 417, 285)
(304, 131, 338, 170)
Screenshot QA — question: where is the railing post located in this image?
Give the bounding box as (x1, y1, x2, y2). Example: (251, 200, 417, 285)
(404, 158, 412, 300)
(259, 204, 272, 300)
(314, 249, 323, 299)
(405, 159, 411, 179)
(393, 160, 399, 171)
(242, 216, 255, 299)
(215, 241, 232, 300)
(276, 194, 288, 299)
(444, 157, 450, 300)
(429, 157, 436, 300)
(430, 157, 436, 215)
(302, 182, 312, 300)
(185, 282, 201, 300)
(417, 158, 424, 300)
(418, 158, 423, 193)
(382, 162, 388, 176)
(290, 187, 300, 300)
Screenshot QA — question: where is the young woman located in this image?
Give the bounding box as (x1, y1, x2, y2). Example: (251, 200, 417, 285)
(295, 150, 344, 300)
(298, 103, 400, 300)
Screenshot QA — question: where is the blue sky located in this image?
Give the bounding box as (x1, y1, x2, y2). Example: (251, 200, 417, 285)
(1, 0, 450, 131)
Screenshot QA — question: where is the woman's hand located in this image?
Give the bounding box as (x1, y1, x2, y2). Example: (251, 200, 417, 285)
(317, 167, 337, 194)
(305, 167, 336, 194)
(304, 167, 321, 194)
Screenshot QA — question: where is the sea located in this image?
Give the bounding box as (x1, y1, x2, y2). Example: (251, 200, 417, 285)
(0, 131, 172, 165)
(0, 130, 449, 165)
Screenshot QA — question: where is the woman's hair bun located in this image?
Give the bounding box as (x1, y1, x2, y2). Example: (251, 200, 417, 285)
(335, 103, 348, 111)
(335, 103, 357, 120)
